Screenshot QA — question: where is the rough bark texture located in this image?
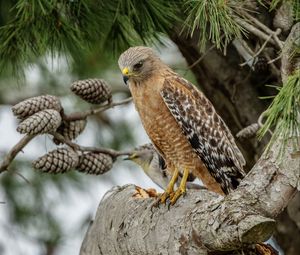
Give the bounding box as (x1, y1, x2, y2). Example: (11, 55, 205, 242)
(80, 134, 300, 255)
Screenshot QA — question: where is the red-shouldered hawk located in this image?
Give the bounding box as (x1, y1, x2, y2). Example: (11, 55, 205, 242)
(118, 46, 245, 205)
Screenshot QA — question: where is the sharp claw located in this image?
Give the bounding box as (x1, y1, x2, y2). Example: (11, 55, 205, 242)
(170, 188, 186, 205)
(167, 200, 172, 210)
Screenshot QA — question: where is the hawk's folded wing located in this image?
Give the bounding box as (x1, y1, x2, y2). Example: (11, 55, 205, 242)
(160, 76, 245, 194)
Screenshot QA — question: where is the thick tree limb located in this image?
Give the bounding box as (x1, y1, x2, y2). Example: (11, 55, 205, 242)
(80, 135, 300, 255)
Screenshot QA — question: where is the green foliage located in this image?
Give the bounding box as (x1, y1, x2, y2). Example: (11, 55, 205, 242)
(184, 0, 245, 51)
(259, 70, 300, 154)
(100, 0, 180, 53)
(294, 0, 300, 21)
(0, 0, 103, 75)
(0, 0, 180, 76)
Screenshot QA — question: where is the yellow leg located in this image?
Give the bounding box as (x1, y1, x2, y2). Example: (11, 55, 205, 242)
(170, 167, 189, 205)
(160, 167, 179, 203)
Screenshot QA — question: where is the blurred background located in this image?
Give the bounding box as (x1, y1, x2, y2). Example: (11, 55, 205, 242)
(0, 0, 299, 254)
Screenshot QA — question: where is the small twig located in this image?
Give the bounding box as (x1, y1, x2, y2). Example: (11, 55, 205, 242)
(63, 97, 132, 122)
(240, 34, 273, 67)
(241, 12, 284, 49)
(187, 43, 217, 69)
(0, 134, 36, 173)
(263, 51, 281, 78)
(267, 54, 282, 64)
(51, 132, 132, 158)
(233, 38, 255, 68)
(235, 17, 277, 47)
(257, 111, 273, 136)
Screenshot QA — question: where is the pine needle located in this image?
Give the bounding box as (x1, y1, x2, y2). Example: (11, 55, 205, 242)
(183, 0, 245, 51)
(258, 70, 300, 156)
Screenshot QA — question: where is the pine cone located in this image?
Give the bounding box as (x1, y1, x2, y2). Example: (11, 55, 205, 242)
(55, 119, 87, 143)
(17, 109, 62, 135)
(32, 148, 79, 173)
(76, 152, 113, 175)
(12, 95, 62, 119)
(255, 56, 268, 72)
(70, 79, 112, 104)
(236, 123, 260, 139)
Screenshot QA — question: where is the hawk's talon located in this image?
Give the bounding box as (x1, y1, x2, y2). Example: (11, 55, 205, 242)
(159, 190, 174, 204)
(170, 187, 186, 205)
(170, 167, 189, 205)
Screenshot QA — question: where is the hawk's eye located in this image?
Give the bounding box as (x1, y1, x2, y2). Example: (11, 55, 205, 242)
(133, 61, 143, 70)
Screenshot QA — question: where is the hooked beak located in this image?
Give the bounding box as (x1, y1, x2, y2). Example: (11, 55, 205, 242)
(122, 67, 130, 85)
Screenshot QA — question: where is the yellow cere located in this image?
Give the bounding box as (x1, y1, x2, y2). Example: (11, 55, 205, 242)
(122, 67, 129, 75)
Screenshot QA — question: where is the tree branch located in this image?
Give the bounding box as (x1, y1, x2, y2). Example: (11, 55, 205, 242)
(0, 96, 133, 174)
(80, 134, 299, 254)
(63, 97, 132, 122)
(0, 134, 36, 173)
(51, 132, 131, 158)
(239, 11, 284, 49)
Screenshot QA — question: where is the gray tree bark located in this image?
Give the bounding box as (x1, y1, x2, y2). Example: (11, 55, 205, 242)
(80, 136, 299, 255)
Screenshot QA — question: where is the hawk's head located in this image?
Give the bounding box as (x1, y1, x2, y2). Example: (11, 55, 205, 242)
(118, 46, 162, 85)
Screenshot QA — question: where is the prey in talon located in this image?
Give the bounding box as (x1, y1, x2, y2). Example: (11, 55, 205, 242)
(125, 144, 198, 206)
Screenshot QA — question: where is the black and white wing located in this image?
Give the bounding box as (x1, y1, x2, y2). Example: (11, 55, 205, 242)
(160, 76, 245, 194)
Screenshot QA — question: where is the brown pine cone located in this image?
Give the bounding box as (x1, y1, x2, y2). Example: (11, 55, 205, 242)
(70, 79, 112, 104)
(32, 148, 79, 173)
(17, 109, 62, 135)
(12, 95, 62, 119)
(55, 119, 87, 143)
(76, 152, 113, 175)
(236, 123, 260, 139)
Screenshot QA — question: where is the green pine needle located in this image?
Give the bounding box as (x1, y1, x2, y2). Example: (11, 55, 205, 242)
(100, 0, 180, 54)
(184, 0, 245, 51)
(259, 70, 300, 155)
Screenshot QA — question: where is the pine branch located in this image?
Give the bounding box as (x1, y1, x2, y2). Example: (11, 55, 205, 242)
(51, 132, 131, 159)
(259, 23, 300, 155)
(63, 97, 132, 122)
(0, 79, 133, 174)
(0, 134, 36, 173)
(184, 0, 245, 51)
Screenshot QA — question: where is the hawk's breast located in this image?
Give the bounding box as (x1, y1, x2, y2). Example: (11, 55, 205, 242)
(129, 77, 224, 194)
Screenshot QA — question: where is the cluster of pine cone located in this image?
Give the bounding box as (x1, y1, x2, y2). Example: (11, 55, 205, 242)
(12, 79, 114, 175)
(32, 148, 114, 175)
